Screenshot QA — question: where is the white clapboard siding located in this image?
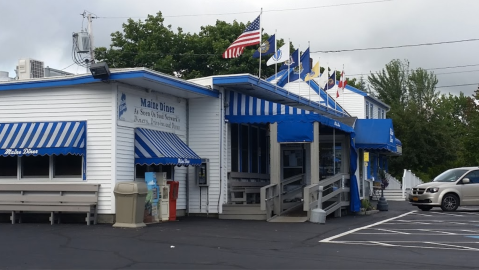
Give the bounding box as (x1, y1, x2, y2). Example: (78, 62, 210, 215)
(327, 88, 365, 118)
(188, 96, 223, 214)
(0, 84, 115, 214)
(283, 80, 324, 104)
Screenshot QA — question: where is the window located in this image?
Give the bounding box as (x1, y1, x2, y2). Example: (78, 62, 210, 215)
(370, 103, 374, 119)
(230, 123, 268, 174)
(250, 127, 258, 173)
(0, 156, 17, 177)
(135, 164, 172, 179)
(259, 128, 267, 174)
(381, 109, 385, 119)
(231, 124, 239, 172)
(1, 154, 83, 180)
(378, 107, 381, 119)
(54, 155, 82, 177)
(464, 170, 479, 184)
(22, 156, 50, 178)
(365, 102, 369, 119)
(241, 125, 249, 172)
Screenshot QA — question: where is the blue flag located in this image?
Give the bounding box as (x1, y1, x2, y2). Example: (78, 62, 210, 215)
(280, 48, 299, 70)
(299, 48, 311, 76)
(324, 71, 336, 90)
(253, 34, 276, 58)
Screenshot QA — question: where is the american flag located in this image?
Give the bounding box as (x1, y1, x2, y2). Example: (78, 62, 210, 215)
(222, 15, 261, 59)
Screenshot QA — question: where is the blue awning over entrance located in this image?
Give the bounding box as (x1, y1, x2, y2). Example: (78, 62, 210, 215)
(0, 121, 86, 157)
(225, 91, 354, 134)
(354, 119, 401, 155)
(134, 128, 201, 166)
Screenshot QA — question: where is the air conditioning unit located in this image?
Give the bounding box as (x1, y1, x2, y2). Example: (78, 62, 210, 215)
(17, 58, 44, 80)
(74, 32, 91, 53)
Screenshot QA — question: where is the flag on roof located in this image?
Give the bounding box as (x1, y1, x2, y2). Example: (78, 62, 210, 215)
(299, 47, 311, 76)
(280, 48, 299, 70)
(266, 43, 290, 66)
(305, 61, 320, 82)
(253, 34, 275, 58)
(222, 15, 261, 58)
(324, 71, 336, 90)
(337, 70, 347, 97)
(317, 65, 329, 87)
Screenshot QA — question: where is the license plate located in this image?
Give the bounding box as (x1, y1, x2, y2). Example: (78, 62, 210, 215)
(412, 197, 418, 201)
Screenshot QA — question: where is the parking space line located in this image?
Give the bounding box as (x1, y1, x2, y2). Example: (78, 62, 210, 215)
(433, 212, 464, 217)
(329, 241, 479, 251)
(319, 211, 416, 243)
(426, 242, 479, 251)
(411, 213, 432, 217)
(417, 229, 456, 235)
(374, 228, 410, 234)
(370, 241, 395, 246)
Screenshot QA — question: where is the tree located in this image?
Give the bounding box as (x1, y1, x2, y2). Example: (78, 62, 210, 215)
(95, 12, 289, 79)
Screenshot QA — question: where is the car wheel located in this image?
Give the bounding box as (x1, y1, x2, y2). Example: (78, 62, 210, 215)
(418, 206, 432, 211)
(440, 194, 459, 211)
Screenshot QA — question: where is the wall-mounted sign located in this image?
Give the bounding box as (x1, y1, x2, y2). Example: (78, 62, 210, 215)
(118, 91, 186, 133)
(364, 151, 369, 162)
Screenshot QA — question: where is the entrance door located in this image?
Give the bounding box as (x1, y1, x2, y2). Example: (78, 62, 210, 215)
(281, 144, 305, 214)
(319, 142, 344, 180)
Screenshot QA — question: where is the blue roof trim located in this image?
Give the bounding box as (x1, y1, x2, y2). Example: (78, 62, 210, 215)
(0, 70, 219, 98)
(265, 69, 288, 82)
(213, 74, 347, 117)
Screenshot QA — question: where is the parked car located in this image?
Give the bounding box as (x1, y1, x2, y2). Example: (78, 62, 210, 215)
(409, 167, 479, 211)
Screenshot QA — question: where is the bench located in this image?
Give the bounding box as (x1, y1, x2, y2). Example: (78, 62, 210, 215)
(0, 183, 100, 225)
(228, 172, 270, 204)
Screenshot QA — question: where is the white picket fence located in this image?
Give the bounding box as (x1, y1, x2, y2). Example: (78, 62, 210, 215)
(402, 169, 424, 199)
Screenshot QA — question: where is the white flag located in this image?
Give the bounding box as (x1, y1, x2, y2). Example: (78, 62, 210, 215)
(266, 44, 290, 66)
(317, 65, 329, 89)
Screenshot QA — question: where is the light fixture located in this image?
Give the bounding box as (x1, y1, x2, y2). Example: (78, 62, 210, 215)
(89, 62, 111, 80)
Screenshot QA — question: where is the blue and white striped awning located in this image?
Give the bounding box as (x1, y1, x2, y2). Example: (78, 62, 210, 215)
(225, 91, 354, 134)
(0, 121, 86, 157)
(135, 128, 201, 166)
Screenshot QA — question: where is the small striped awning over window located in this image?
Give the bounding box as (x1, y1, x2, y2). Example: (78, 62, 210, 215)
(134, 128, 201, 166)
(0, 121, 86, 157)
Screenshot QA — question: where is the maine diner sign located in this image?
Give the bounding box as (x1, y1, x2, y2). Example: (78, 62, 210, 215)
(118, 91, 186, 132)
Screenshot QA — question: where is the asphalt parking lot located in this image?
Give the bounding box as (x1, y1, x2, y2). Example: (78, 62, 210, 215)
(320, 206, 479, 252)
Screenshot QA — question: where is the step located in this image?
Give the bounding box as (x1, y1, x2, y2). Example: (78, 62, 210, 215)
(220, 204, 267, 220)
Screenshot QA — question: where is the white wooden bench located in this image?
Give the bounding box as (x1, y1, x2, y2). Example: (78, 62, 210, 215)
(228, 172, 270, 204)
(0, 183, 100, 225)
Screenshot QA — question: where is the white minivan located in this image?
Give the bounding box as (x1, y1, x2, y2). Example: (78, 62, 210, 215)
(409, 167, 479, 211)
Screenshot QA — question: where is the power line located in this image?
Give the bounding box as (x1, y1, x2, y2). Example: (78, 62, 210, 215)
(436, 83, 479, 89)
(434, 69, 479, 75)
(61, 63, 76, 71)
(311, 38, 479, 53)
(96, 0, 393, 19)
(348, 63, 479, 77)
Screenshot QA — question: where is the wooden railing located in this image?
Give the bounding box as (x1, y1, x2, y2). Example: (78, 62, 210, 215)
(303, 173, 350, 218)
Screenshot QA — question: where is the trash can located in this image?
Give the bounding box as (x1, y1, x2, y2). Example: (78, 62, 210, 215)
(167, 181, 179, 221)
(310, 208, 326, 224)
(113, 181, 148, 228)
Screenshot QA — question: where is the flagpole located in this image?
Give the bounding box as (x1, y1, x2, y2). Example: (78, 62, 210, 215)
(258, 8, 263, 79)
(287, 39, 290, 86)
(298, 45, 301, 96)
(274, 29, 277, 82)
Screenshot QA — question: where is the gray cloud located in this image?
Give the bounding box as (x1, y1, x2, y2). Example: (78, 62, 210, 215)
(1, 0, 478, 95)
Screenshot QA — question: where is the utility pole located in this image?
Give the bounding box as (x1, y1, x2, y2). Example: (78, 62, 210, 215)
(87, 13, 95, 65)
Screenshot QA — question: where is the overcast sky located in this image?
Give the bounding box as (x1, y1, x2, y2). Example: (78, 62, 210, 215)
(1, 0, 478, 96)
